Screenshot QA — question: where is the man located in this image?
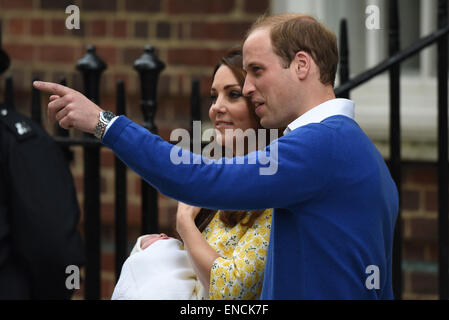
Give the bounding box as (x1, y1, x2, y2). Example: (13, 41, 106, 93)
(33, 13, 398, 299)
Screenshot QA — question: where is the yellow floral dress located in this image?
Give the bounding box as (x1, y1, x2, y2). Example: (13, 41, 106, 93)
(195, 208, 272, 300)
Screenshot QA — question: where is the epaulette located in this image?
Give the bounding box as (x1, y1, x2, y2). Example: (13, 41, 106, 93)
(0, 105, 36, 141)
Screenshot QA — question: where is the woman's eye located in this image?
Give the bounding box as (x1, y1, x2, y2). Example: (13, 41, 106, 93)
(210, 95, 217, 103)
(230, 91, 243, 99)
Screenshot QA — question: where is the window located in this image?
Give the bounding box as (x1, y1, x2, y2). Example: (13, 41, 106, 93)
(271, 0, 448, 161)
(271, 0, 445, 77)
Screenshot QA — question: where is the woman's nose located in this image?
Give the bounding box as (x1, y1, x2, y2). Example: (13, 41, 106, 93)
(210, 96, 226, 114)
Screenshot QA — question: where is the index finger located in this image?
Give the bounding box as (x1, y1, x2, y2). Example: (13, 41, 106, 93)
(33, 81, 73, 96)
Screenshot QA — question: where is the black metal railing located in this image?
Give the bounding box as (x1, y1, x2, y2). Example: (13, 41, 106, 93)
(335, 0, 449, 300)
(114, 79, 127, 283)
(134, 45, 165, 236)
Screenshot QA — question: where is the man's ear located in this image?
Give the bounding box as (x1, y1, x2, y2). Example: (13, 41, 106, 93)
(294, 51, 311, 80)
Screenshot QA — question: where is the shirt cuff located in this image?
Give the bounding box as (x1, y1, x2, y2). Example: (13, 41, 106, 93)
(104, 116, 119, 137)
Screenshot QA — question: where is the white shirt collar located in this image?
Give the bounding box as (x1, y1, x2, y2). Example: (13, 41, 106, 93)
(283, 98, 355, 135)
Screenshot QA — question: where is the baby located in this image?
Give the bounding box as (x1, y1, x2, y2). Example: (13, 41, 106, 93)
(111, 234, 204, 300)
(133, 233, 171, 253)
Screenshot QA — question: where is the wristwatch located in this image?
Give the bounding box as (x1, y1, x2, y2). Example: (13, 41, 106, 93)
(94, 110, 116, 140)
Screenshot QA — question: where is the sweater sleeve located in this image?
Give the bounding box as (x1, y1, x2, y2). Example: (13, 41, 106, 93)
(102, 116, 334, 211)
(208, 209, 272, 300)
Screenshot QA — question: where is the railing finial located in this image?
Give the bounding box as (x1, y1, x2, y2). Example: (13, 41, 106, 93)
(133, 45, 165, 133)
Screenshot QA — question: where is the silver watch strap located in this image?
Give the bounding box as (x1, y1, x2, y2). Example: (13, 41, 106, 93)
(94, 111, 115, 139)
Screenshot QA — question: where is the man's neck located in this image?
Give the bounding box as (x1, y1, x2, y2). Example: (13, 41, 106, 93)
(298, 86, 337, 118)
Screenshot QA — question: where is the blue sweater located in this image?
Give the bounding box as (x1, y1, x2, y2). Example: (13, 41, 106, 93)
(103, 114, 398, 300)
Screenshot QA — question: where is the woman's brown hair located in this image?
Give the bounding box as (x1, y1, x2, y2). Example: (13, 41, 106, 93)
(195, 48, 267, 232)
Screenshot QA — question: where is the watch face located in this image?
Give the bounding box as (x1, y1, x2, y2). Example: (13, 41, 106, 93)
(102, 111, 115, 121)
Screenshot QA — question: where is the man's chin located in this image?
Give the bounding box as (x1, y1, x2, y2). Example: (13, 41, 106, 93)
(260, 119, 277, 130)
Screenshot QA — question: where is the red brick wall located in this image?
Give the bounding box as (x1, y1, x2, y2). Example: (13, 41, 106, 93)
(401, 163, 440, 299)
(0, 0, 442, 300)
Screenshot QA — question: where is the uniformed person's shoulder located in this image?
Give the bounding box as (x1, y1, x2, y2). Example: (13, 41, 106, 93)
(0, 104, 36, 141)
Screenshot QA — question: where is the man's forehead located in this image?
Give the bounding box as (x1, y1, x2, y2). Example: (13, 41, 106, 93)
(243, 28, 272, 66)
(243, 28, 271, 52)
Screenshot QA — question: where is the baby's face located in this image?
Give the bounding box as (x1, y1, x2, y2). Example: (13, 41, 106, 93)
(141, 233, 171, 249)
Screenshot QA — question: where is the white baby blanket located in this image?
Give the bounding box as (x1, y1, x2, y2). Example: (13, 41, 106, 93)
(111, 237, 202, 300)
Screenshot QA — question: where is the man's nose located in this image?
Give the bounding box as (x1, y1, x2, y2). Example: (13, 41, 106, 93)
(242, 77, 255, 97)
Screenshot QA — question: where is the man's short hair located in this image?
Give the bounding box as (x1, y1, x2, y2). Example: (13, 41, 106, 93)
(245, 13, 339, 87)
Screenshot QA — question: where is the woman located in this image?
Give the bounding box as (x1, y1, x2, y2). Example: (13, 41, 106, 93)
(140, 49, 273, 300)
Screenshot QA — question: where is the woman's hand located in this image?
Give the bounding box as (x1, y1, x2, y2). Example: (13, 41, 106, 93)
(176, 201, 201, 236)
(33, 81, 103, 133)
(175, 202, 219, 295)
